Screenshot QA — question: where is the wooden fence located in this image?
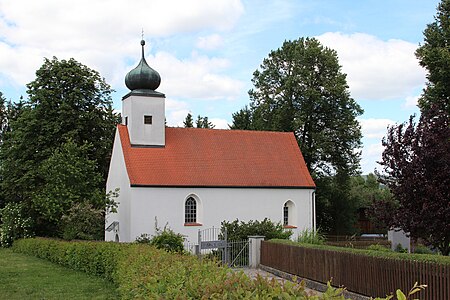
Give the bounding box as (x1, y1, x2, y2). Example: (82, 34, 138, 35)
(260, 241, 450, 299)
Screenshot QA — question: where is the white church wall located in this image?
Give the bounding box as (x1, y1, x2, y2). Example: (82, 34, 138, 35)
(122, 95, 165, 146)
(105, 129, 132, 242)
(127, 187, 315, 243)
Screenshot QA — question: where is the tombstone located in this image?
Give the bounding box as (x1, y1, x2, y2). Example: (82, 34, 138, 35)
(388, 228, 410, 253)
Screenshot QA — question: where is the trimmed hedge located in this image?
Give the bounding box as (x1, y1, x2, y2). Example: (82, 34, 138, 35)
(12, 238, 348, 299)
(271, 239, 450, 264)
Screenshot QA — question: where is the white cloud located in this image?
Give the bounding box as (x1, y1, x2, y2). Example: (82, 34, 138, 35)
(196, 34, 224, 50)
(360, 142, 386, 174)
(210, 118, 229, 129)
(403, 94, 420, 109)
(151, 51, 245, 100)
(0, 0, 244, 87)
(359, 118, 396, 139)
(317, 32, 426, 100)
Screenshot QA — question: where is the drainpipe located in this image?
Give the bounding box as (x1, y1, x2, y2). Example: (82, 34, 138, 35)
(312, 190, 316, 232)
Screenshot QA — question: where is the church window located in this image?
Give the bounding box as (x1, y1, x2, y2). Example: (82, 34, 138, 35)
(144, 115, 152, 124)
(125, 116, 128, 126)
(283, 200, 297, 228)
(283, 203, 289, 226)
(185, 197, 197, 223)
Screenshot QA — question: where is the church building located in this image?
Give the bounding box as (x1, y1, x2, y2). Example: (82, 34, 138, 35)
(105, 40, 316, 244)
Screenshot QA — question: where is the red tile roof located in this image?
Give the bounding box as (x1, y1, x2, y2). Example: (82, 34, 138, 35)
(118, 125, 315, 188)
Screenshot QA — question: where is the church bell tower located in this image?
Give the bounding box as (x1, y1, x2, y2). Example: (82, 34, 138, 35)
(122, 40, 165, 147)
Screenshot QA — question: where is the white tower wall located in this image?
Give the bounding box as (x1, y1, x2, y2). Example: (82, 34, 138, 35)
(122, 94, 165, 147)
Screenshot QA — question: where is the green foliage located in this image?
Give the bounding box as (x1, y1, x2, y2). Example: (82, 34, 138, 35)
(0, 203, 34, 247)
(195, 114, 215, 128)
(413, 244, 434, 255)
(366, 244, 392, 252)
(135, 226, 184, 254)
(149, 228, 184, 253)
(60, 202, 105, 240)
(394, 243, 408, 254)
(234, 37, 363, 177)
(221, 218, 292, 241)
(415, 0, 450, 114)
(183, 112, 194, 127)
(0, 248, 119, 299)
(12, 238, 355, 299)
(373, 282, 427, 300)
(349, 174, 394, 233)
(297, 228, 325, 245)
(33, 140, 104, 225)
(231, 38, 363, 235)
(0, 57, 119, 236)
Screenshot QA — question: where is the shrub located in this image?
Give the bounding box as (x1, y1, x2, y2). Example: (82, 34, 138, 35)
(413, 244, 434, 255)
(150, 228, 184, 253)
(297, 228, 325, 245)
(0, 203, 34, 247)
(367, 244, 392, 252)
(11, 238, 353, 299)
(135, 225, 184, 254)
(394, 243, 408, 253)
(60, 202, 104, 240)
(221, 218, 292, 241)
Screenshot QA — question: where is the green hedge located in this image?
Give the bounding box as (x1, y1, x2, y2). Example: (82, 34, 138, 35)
(12, 238, 348, 299)
(271, 239, 450, 264)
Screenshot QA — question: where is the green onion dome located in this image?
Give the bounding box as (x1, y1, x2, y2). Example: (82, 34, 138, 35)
(125, 40, 161, 91)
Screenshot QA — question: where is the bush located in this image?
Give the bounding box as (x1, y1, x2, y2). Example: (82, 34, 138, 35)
(221, 218, 292, 241)
(60, 202, 104, 241)
(297, 228, 325, 245)
(11, 238, 352, 299)
(414, 244, 434, 255)
(367, 244, 392, 252)
(135, 227, 184, 254)
(394, 243, 408, 253)
(0, 203, 34, 247)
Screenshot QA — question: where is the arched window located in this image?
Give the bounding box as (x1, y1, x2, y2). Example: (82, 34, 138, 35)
(283, 200, 297, 228)
(283, 203, 289, 226)
(185, 197, 197, 223)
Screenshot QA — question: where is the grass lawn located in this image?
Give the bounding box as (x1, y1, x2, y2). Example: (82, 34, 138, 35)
(0, 248, 119, 300)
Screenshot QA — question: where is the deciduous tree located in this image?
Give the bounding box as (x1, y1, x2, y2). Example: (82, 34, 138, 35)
(0, 57, 119, 237)
(377, 106, 449, 255)
(231, 38, 363, 234)
(415, 0, 450, 113)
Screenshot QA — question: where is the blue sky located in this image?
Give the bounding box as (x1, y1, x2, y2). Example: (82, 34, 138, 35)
(0, 0, 441, 173)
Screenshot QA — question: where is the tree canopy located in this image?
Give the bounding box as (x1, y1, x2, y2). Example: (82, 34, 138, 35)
(376, 0, 450, 255)
(377, 106, 449, 255)
(183, 113, 215, 129)
(415, 0, 450, 114)
(233, 37, 363, 177)
(0, 57, 119, 237)
(231, 38, 363, 234)
(183, 113, 194, 128)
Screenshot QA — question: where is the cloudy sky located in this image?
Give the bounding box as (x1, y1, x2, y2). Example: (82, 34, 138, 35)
(0, 0, 441, 174)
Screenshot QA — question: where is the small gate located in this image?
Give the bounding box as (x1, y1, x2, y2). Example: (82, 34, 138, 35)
(197, 227, 250, 267)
